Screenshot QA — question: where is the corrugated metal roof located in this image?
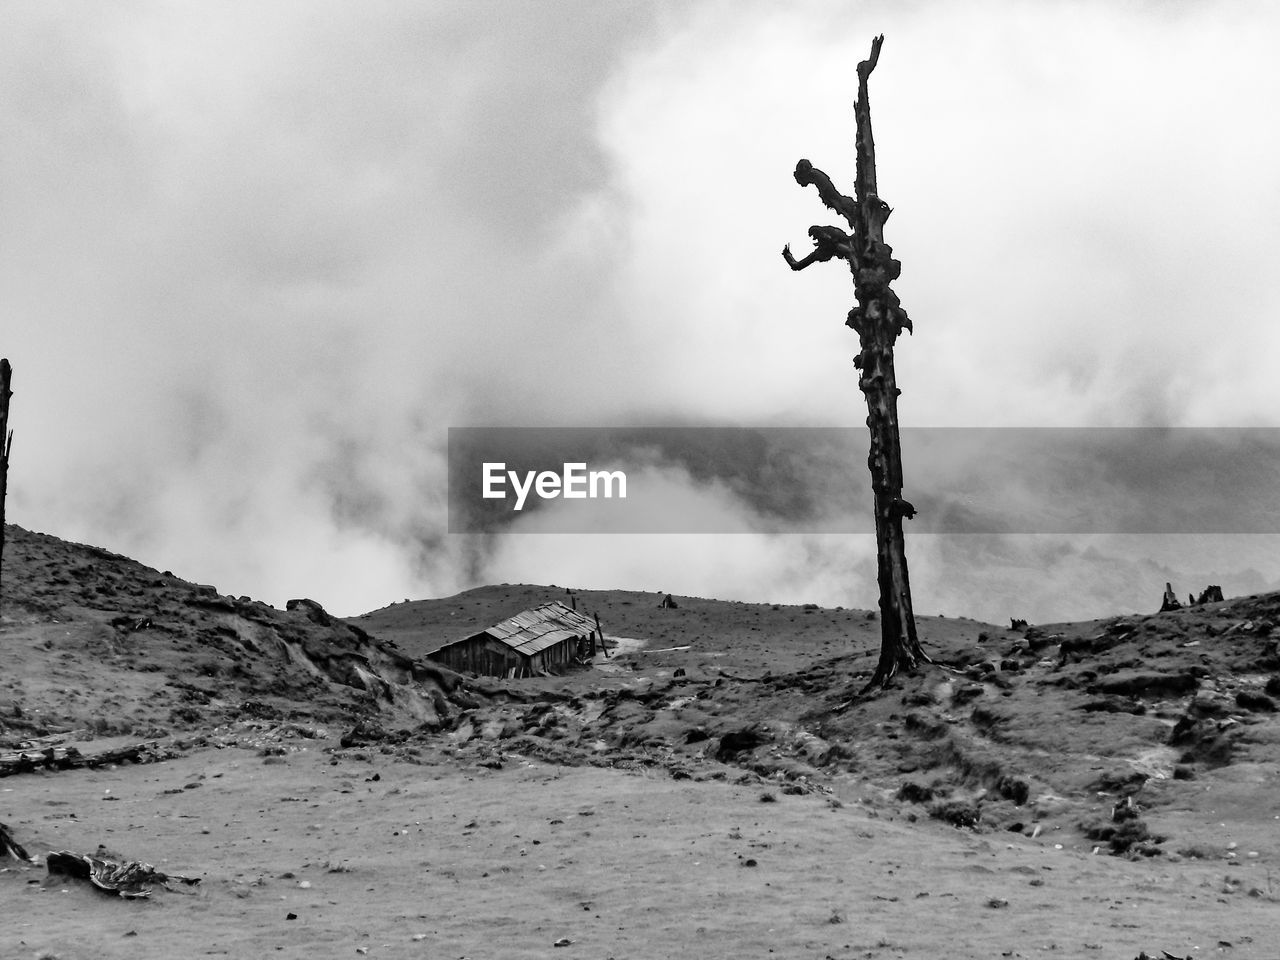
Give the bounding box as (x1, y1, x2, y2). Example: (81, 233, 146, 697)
(428, 601, 597, 659)
(484, 601, 598, 656)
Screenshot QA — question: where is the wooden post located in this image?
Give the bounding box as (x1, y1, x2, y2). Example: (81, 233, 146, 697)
(594, 612, 609, 658)
(781, 37, 930, 689)
(0, 359, 11, 618)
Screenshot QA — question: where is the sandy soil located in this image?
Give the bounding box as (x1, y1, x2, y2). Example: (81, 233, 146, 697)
(6, 740, 1278, 960)
(3, 525, 1280, 959)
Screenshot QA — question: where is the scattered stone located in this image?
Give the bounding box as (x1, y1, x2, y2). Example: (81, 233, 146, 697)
(928, 799, 980, 829)
(1236, 690, 1276, 712)
(896, 781, 935, 804)
(1079, 697, 1146, 716)
(996, 775, 1030, 806)
(1091, 671, 1198, 697)
(715, 726, 766, 761)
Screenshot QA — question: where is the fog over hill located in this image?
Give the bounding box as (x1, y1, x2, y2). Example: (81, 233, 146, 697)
(4, 2, 1279, 621)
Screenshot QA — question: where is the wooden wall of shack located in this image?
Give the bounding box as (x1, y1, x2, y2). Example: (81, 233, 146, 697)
(428, 630, 594, 678)
(528, 636, 582, 674)
(428, 634, 523, 677)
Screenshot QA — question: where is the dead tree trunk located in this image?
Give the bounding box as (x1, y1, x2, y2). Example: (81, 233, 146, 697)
(0, 359, 11, 617)
(782, 36, 929, 689)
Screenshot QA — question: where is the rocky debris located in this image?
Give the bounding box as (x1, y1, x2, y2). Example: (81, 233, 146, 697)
(0, 739, 176, 777)
(1079, 795, 1164, 856)
(715, 726, 768, 762)
(1077, 696, 1146, 715)
(1235, 689, 1276, 712)
(1169, 696, 1241, 767)
(46, 849, 200, 898)
(1057, 632, 1123, 665)
(1021, 626, 1057, 652)
(995, 774, 1030, 805)
(1089, 670, 1199, 698)
(928, 798, 980, 828)
(340, 718, 396, 748)
(1194, 585, 1225, 605)
(896, 781, 935, 804)
(285, 597, 333, 625)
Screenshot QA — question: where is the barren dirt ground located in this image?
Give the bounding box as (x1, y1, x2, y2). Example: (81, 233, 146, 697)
(3, 525, 1280, 959)
(4, 737, 1278, 959)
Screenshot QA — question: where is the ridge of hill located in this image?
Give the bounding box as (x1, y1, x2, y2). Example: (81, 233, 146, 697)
(0, 525, 475, 753)
(354, 575, 1280, 867)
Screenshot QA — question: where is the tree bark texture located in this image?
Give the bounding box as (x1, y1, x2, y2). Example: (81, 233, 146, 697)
(782, 36, 929, 689)
(0, 359, 11, 617)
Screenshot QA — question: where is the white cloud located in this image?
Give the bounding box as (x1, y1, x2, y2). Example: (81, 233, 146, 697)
(4, 1, 1279, 620)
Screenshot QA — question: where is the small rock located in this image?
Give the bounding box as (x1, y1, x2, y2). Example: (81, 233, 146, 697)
(553, 938, 574, 947)
(986, 897, 1010, 909)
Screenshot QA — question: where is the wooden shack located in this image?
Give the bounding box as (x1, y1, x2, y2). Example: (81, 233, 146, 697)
(425, 600, 600, 678)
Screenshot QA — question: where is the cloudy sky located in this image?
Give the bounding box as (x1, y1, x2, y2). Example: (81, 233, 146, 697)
(4, 1, 1279, 624)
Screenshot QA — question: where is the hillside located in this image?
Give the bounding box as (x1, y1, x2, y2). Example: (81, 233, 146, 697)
(2, 524, 1279, 958)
